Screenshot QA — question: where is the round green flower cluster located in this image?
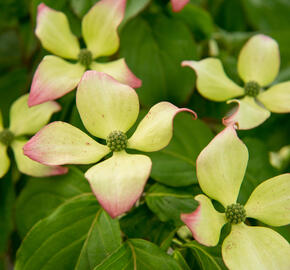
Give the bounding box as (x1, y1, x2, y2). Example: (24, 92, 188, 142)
(0, 129, 14, 146)
(106, 130, 127, 152)
(225, 203, 247, 224)
(244, 81, 260, 97)
(78, 49, 93, 68)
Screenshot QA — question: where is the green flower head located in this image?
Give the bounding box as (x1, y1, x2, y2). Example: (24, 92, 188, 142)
(182, 34, 290, 130)
(0, 94, 66, 178)
(181, 127, 290, 269)
(24, 71, 196, 218)
(28, 0, 141, 107)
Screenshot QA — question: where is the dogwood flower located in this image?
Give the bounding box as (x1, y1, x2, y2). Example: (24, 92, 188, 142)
(182, 34, 290, 129)
(28, 0, 141, 106)
(171, 0, 189, 12)
(0, 94, 67, 178)
(181, 126, 290, 269)
(24, 70, 196, 218)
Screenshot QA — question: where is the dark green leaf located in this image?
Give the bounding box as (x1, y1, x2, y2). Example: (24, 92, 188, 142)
(120, 204, 176, 249)
(172, 4, 214, 40)
(269, 31, 290, 67)
(0, 30, 21, 69)
(0, 175, 14, 254)
(239, 114, 290, 152)
(185, 241, 226, 270)
(16, 167, 90, 237)
(242, 0, 290, 32)
(94, 239, 182, 270)
(145, 183, 198, 226)
(172, 250, 191, 270)
(0, 69, 27, 127)
(120, 14, 197, 107)
(148, 114, 213, 187)
(15, 194, 122, 270)
(238, 138, 276, 204)
(19, 22, 38, 61)
(121, 0, 151, 28)
(214, 0, 247, 31)
(0, 0, 28, 28)
(70, 0, 96, 18)
(271, 225, 290, 243)
(74, 206, 122, 270)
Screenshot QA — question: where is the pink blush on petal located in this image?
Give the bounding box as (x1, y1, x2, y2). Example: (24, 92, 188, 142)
(181, 205, 203, 243)
(171, 0, 189, 12)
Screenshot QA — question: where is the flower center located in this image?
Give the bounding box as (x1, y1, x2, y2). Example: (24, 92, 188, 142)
(78, 49, 92, 68)
(244, 81, 260, 97)
(225, 203, 246, 224)
(0, 129, 14, 146)
(106, 130, 127, 152)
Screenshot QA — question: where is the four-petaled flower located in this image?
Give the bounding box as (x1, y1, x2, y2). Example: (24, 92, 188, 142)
(182, 34, 290, 129)
(28, 0, 141, 106)
(181, 126, 290, 269)
(0, 94, 67, 178)
(171, 0, 189, 12)
(24, 71, 196, 218)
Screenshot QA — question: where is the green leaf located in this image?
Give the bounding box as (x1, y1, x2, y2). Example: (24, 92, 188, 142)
(271, 225, 290, 243)
(145, 183, 198, 226)
(148, 114, 213, 187)
(121, 0, 151, 28)
(0, 174, 14, 254)
(238, 138, 276, 204)
(120, 204, 176, 250)
(94, 239, 182, 270)
(172, 250, 191, 270)
(238, 114, 290, 152)
(172, 4, 214, 40)
(74, 206, 122, 269)
(185, 241, 226, 270)
(120, 14, 197, 107)
(15, 194, 122, 270)
(16, 166, 91, 237)
(0, 68, 27, 127)
(70, 0, 96, 18)
(214, 0, 247, 31)
(242, 0, 290, 32)
(0, 30, 21, 69)
(269, 31, 290, 67)
(19, 22, 38, 60)
(0, 0, 28, 28)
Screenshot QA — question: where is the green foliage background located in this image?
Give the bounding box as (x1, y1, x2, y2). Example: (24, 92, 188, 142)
(0, 0, 289, 269)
